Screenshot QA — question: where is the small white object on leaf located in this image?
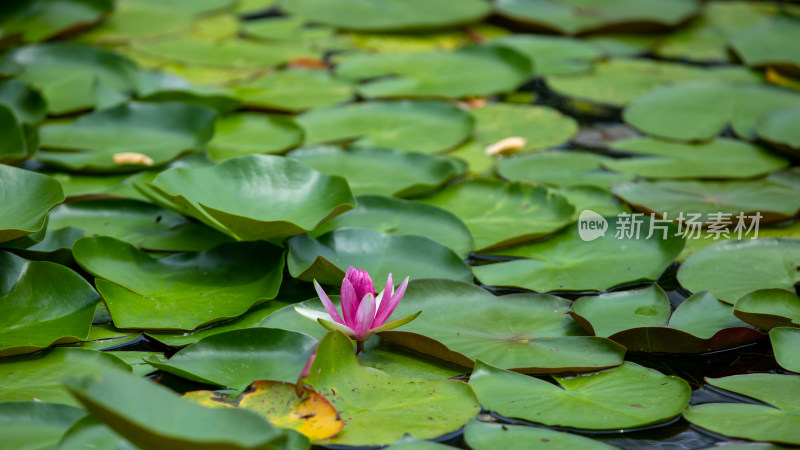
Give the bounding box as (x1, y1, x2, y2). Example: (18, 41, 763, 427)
(112, 152, 154, 166)
(484, 136, 527, 156)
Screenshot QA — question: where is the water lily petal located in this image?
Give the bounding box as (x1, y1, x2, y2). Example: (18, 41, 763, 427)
(317, 317, 357, 338)
(314, 280, 344, 325)
(354, 293, 376, 340)
(371, 310, 421, 333)
(341, 278, 359, 329)
(374, 273, 394, 324)
(347, 267, 376, 301)
(371, 276, 409, 328)
(295, 306, 333, 323)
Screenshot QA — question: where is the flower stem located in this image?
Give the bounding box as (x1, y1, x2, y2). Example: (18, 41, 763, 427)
(356, 340, 365, 354)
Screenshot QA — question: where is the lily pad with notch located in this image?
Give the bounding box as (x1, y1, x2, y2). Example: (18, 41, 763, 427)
(288, 146, 466, 198)
(380, 279, 626, 373)
(475, 216, 684, 293)
(733, 289, 800, 330)
(569, 285, 763, 353)
(72, 236, 285, 330)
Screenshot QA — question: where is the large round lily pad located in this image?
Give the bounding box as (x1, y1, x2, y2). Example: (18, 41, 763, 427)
(492, 34, 604, 76)
(611, 177, 800, 224)
(757, 106, 800, 155)
(278, 0, 491, 31)
(146, 328, 317, 391)
(495, 0, 701, 35)
(605, 137, 788, 179)
(0, 402, 86, 450)
(288, 146, 466, 198)
(300, 331, 480, 446)
(623, 82, 800, 141)
(336, 45, 530, 99)
(38, 101, 216, 172)
(677, 238, 800, 304)
(416, 179, 574, 250)
(0, 251, 98, 356)
(0, 164, 64, 243)
(730, 16, 800, 76)
(469, 360, 691, 429)
(297, 100, 473, 154)
(0, 347, 130, 406)
(464, 419, 615, 450)
(381, 279, 625, 373)
(63, 372, 309, 450)
(547, 59, 758, 107)
(310, 195, 474, 258)
(146, 154, 356, 240)
(470, 103, 578, 152)
(684, 374, 800, 445)
(475, 216, 684, 292)
(72, 236, 285, 330)
(3, 43, 140, 114)
(570, 286, 762, 353)
(233, 70, 354, 112)
(207, 113, 303, 161)
(287, 228, 473, 285)
(497, 150, 634, 189)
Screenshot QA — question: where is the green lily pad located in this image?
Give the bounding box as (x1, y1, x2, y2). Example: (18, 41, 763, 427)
(570, 286, 763, 353)
(623, 82, 800, 141)
(0, 402, 85, 450)
(233, 70, 354, 112)
(3, 43, 140, 114)
(0, 347, 130, 406)
(145, 299, 297, 347)
(547, 59, 759, 108)
(730, 16, 800, 76)
(495, 0, 700, 35)
(654, 1, 793, 63)
(605, 137, 789, 179)
(0, 225, 83, 264)
(386, 435, 455, 450)
(131, 37, 310, 70)
(146, 154, 356, 240)
(345, 23, 508, 54)
(417, 179, 574, 250)
(492, 34, 604, 76)
(336, 45, 530, 99)
(207, 113, 303, 161)
(78, 0, 193, 42)
(464, 419, 616, 450)
(470, 360, 690, 429)
(289, 146, 466, 198)
(677, 238, 800, 304)
(0, 251, 98, 356)
(38, 101, 216, 173)
(381, 279, 625, 373)
(555, 185, 631, 217)
(684, 374, 800, 445)
(241, 16, 337, 42)
(497, 151, 635, 189)
(611, 177, 800, 224)
(300, 331, 480, 446)
(278, 0, 490, 31)
(57, 417, 135, 450)
(0, 78, 47, 124)
(475, 216, 684, 292)
(297, 100, 473, 154)
(0, 0, 111, 42)
(0, 105, 33, 165)
(72, 236, 285, 330)
(146, 329, 316, 391)
(757, 106, 800, 155)
(310, 195, 474, 258)
(770, 327, 800, 373)
(733, 289, 800, 330)
(470, 103, 578, 152)
(63, 372, 309, 450)
(287, 228, 473, 285)
(0, 165, 64, 243)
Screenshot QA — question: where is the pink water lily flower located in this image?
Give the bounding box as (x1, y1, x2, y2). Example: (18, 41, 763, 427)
(295, 267, 419, 352)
